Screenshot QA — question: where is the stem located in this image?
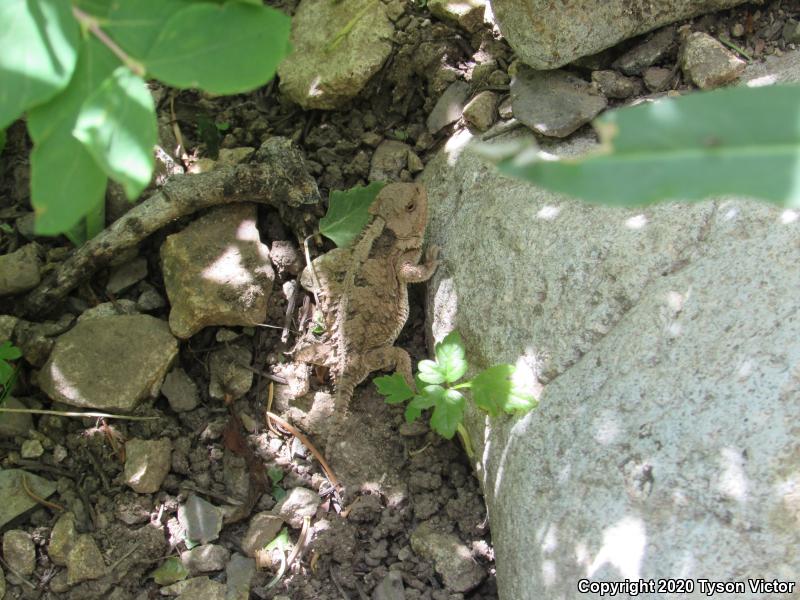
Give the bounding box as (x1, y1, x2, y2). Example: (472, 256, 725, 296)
(451, 381, 473, 390)
(71, 6, 147, 77)
(456, 422, 474, 459)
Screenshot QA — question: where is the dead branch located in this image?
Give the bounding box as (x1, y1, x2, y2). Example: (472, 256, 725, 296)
(21, 137, 319, 318)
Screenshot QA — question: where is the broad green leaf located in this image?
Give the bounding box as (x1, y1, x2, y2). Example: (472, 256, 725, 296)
(470, 364, 537, 417)
(417, 359, 446, 385)
(28, 39, 118, 235)
(433, 331, 468, 383)
(143, 2, 291, 94)
(151, 556, 188, 585)
(73, 0, 113, 17)
(490, 85, 800, 208)
(30, 132, 107, 235)
(73, 67, 157, 199)
(430, 388, 465, 439)
(405, 391, 437, 424)
(375, 373, 414, 404)
(104, 0, 189, 59)
(272, 485, 287, 501)
(0, 0, 79, 129)
(0, 342, 22, 361)
(320, 182, 386, 247)
(0, 362, 13, 387)
(28, 39, 120, 144)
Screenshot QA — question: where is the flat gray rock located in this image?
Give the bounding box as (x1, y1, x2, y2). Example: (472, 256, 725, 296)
(613, 27, 677, 75)
(179, 495, 224, 545)
(0, 470, 56, 528)
(37, 315, 177, 411)
(0, 243, 41, 296)
(277, 0, 393, 109)
(511, 67, 607, 138)
(426, 81, 471, 134)
(680, 32, 746, 89)
(492, 0, 748, 69)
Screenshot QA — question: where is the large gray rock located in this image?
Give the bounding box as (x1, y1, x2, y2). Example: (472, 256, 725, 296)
(491, 0, 748, 69)
(37, 315, 178, 411)
(277, 0, 393, 109)
(421, 69, 800, 596)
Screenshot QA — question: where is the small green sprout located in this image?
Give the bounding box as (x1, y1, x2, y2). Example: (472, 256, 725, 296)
(375, 332, 537, 456)
(0, 341, 22, 403)
(267, 466, 287, 501)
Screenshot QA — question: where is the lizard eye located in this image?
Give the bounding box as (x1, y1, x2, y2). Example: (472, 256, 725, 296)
(406, 201, 416, 212)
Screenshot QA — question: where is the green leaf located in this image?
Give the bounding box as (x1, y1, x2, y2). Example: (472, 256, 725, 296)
(30, 132, 108, 235)
(405, 392, 437, 424)
(73, 66, 157, 200)
(267, 466, 284, 485)
(0, 0, 80, 129)
(0, 362, 13, 387)
(265, 527, 290, 552)
(490, 85, 800, 208)
(27, 39, 119, 235)
(272, 485, 287, 501)
(417, 359, 446, 385)
(433, 331, 468, 383)
(430, 388, 465, 439)
(320, 182, 385, 247)
(151, 556, 189, 585)
(375, 373, 415, 404)
(143, 2, 292, 94)
(470, 364, 537, 417)
(104, 0, 189, 59)
(0, 342, 22, 361)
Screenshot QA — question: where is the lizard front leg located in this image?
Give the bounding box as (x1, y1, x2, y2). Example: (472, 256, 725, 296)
(397, 245, 440, 284)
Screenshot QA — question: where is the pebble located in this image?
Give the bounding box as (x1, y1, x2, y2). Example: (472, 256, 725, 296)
(463, 91, 498, 131)
(613, 26, 677, 75)
(591, 70, 643, 99)
(123, 438, 172, 493)
(242, 512, 285, 557)
(180, 544, 230, 573)
(0, 243, 41, 296)
(161, 367, 199, 413)
(3, 529, 35, 575)
(679, 32, 746, 89)
(642, 66, 675, 92)
(369, 140, 411, 182)
(426, 80, 471, 134)
(274, 487, 320, 528)
(66, 534, 105, 584)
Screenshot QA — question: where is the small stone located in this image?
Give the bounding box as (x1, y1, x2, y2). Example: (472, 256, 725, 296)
(373, 571, 405, 600)
(137, 288, 166, 312)
(277, 0, 394, 109)
(642, 67, 675, 92)
(783, 20, 800, 44)
(274, 487, 320, 528)
(462, 91, 498, 131)
(226, 554, 256, 600)
(361, 132, 383, 147)
(161, 367, 199, 412)
(407, 150, 425, 174)
(497, 97, 513, 119)
(217, 147, 255, 166)
(78, 300, 139, 321)
(209, 344, 253, 401)
(49, 512, 78, 566)
(679, 32, 746, 90)
(180, 544, 230, 573)
(428, 0, 485, 32)
(20, 439, 44, 459)
(426, 80, 471, 134)
(178, 495, 224, 545)
(49, 570, 70, 593)
(3, 529, 35, 575)
(15, 213, 36, 240)
(242, 512, 285, 557)
(67, 534, 105, 584)
(591, 70, 643, 99)
(0, 243, 41, 296)
(106, 257, 148, 294)
(270, 240, 303, 276)
(369, 140, 411, 182)
(470, 60, 497, 85)
(511, 66, 607, 138)
(174, 577, 226, 600)
(0, 314, 18, 341)
(487, 69, 510, 87)
(410, 522, 485, 593)
(0, 397, 33, 438)
(613, 27, 677, 75)
(161, 204, 274, 339)
(731, 23, 745, 38)
(124, 438, 172, 493)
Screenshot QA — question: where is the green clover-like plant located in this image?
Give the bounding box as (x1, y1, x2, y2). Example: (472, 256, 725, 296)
(375, 331, 537, 455)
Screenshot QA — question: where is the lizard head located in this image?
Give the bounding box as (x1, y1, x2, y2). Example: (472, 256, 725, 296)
(369, 183, 428, 250)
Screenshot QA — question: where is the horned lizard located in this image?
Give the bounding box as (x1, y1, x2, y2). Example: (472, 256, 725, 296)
(298, 183, 439, 424)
